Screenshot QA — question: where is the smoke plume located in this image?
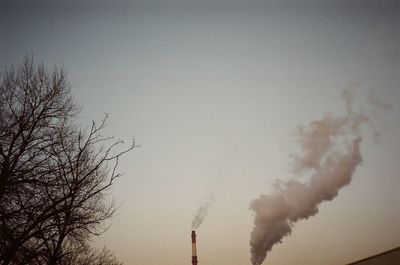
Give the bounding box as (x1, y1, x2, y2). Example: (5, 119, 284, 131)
(249, 89, 389, 265)
(192, 196, 215, 230)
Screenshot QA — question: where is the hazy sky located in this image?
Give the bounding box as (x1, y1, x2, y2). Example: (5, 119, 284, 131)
(1, 1, 400, 265)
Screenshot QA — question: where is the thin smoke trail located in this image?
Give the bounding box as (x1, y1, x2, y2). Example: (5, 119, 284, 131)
(249, 89, 391, 265)
(192, 195, 215, 230)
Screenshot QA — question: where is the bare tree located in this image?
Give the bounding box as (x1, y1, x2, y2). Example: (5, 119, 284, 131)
(60, 245, 123, 265)
(0, 56, 133, 265)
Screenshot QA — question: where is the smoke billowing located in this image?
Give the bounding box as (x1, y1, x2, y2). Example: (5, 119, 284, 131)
(249, 89, 390, 265)
(192, 196, 215, 230)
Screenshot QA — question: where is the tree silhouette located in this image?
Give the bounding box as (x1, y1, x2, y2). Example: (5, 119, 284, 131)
(0, 56, 134, 265)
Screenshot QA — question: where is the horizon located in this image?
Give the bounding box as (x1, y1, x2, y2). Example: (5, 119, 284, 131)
(1, 1, 399, 265)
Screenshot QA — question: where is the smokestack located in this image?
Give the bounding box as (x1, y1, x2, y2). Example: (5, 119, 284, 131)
(191, 231, 198, 265)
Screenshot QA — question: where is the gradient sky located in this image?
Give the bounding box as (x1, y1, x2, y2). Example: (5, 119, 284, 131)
(1, 1, 400, 265)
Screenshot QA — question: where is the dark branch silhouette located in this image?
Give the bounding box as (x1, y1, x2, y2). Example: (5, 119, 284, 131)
(0, 56, 134, 265)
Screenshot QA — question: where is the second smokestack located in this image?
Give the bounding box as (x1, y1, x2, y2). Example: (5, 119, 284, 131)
(191, 231, 198, 265)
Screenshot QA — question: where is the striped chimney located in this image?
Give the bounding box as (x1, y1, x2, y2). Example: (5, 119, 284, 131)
(191, 231, 198, 265)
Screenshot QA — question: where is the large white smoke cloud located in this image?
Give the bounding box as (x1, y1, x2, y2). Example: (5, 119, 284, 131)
(249, 89, 390, 265)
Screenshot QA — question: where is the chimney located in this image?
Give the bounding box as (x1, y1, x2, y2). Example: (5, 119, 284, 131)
(191, 231, 198, 265)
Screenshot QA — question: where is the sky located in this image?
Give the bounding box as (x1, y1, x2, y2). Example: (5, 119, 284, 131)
(1, 1, 400, 265)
